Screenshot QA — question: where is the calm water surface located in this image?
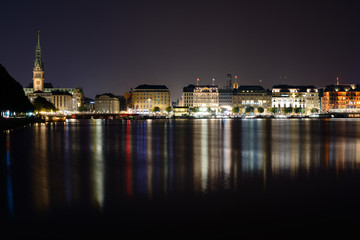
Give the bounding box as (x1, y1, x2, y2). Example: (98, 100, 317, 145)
(1, 118, 360, 237)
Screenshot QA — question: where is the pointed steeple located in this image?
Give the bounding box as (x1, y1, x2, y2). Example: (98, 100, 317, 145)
(33, 30, 44, 70)
(32, 30, 45, 92)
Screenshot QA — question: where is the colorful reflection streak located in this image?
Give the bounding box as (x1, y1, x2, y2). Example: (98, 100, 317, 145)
(3, 118, 360, 218)
(5, 132, 14, 220)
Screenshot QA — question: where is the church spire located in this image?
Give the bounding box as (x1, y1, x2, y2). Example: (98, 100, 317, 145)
(34, 30, 44, 70)
(33, 30, 45, 92)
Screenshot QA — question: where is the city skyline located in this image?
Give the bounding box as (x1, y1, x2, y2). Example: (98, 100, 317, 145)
(1, 0, 360, 101)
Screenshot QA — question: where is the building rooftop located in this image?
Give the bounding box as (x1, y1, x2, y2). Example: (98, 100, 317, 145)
(183, 84, 219, 92)
(134, 84, 168, 90)
(272, 84, 317, 90)
(51, 90, 72, 96)
(235, 85, 268, 93)
(95, 93, 118, 99)
(27, 82, 54, 88)
(324, 84, 359, 92)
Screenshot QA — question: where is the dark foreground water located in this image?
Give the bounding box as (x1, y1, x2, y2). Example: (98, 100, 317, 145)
(1, 118, 360, 238)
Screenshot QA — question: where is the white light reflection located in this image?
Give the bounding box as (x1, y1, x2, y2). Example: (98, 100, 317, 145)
(163, 121, 168, 197)
(356, 122, 360, 170)
(241, 120, 260, 176)
(290, 121, 299, 178)
(91, 119, 104, 209)
(64, 120, 71, 204)
(271, 120, 280, 176)
(200, 120, 209, 192)
(32, 123, 50, 213)
(146, 120, 153, 199)
(223, 119, 231, 190)
(303, 121, 311, 175)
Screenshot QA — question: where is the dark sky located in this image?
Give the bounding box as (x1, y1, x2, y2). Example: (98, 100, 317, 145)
(1, 0, 360, 101)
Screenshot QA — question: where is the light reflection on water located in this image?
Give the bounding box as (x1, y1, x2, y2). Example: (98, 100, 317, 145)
(90, 119, 104, 209)
(2, 118, 360, 218)
(5, 133, 14, 219)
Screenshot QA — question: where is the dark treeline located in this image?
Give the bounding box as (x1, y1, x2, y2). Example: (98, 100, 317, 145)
(0, 64, 34, 114)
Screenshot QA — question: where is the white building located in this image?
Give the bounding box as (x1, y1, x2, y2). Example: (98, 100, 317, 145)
(95, 93, 120, 113)
(271, 85, 319, 114)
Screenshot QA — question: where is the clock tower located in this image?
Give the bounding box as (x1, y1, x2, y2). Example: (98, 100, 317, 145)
(33, 30, 44, 92)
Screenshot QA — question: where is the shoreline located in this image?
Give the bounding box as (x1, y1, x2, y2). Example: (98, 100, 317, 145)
(1, 113, 358, 132)
(0, 117, 44, 132)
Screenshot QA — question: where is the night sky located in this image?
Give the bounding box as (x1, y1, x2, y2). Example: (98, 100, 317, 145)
(1, 0, 360, 101)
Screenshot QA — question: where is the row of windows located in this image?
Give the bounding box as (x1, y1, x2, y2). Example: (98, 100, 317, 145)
(324, 101, 360, 104)
(137, 97, 168, 100)
(134, 92, 168, 95)
(136, 101, 166, 104)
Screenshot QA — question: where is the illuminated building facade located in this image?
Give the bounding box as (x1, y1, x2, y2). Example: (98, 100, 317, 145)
(95, 93, 120, 113)
(233, 86, 271, 112)
(180, 84, 195, 107)
(271, 85, 319, 114)
(321, 84, 360, 112)
(173, 106, 190, 117)
(27, 91, 52, 103)
(131, 85, 170, 113)
(193, 85, 219, 109)
(51, 90, 73, 113)
(219, 89, 233, 109)
(24, 31, 84, 112)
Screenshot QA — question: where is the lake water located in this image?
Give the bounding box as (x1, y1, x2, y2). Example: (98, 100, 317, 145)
(1, 118, 360, 238)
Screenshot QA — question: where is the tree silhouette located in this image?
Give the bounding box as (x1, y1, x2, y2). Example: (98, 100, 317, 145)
(0, 64, 34, 114)
(33, 96, 56, 112)
(245, 106, 254, 113)
(165, 106, 172, 113)
(152, 106, 160, 112)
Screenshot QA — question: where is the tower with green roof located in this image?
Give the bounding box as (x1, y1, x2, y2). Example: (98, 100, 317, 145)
(33, 30, 45, 92)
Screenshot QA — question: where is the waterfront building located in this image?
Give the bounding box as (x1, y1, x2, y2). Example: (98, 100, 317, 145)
(51, 90, 73, 113)
(321, 84, 360, 113)
(193, 85, 219, 109)
(173, 106, 190, 117)
(233, 85, 271, 112)
(271, 85, 319, 114)
(219, 89, 233, 109)
(180, 84, 219, 109)
(72, 88, 85, 111)
(131, 84, 170, 114)
(23, 31, 84, 112)
(24, 83, 79, 96)
(27, 91, 52, 103)
(94, 93, 120, 113)
(180, 84, 196, 107)
(84, 97, 95, 112)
